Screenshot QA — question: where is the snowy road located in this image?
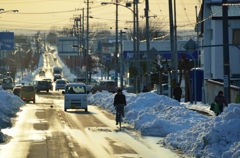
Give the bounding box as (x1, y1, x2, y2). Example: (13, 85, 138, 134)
(0, 91, 178, 158)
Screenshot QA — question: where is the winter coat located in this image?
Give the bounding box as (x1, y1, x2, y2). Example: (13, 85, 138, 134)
(142, 88, 149, 92)
(173, 87, 182, 100)
(114, 94, 126, 106)
(214, 95, 227, 107)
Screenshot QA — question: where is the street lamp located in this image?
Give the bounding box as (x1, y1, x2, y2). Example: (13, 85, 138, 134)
(101, 1, 119, 87)
(101, 1, 139, 89)
(120, 29, 127, 89)
(0, 9, 18, 14)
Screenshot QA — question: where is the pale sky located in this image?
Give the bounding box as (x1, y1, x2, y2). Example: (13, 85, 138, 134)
(0, 0, 202, 34)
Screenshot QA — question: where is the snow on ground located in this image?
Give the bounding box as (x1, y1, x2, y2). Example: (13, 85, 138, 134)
(0, 53, 239, 158)
(88, 91, 240, 158)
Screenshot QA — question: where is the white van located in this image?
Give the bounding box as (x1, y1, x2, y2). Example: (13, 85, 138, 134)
(62, 83, 88, 112)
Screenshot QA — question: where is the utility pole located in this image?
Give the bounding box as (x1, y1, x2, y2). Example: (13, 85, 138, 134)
(173, 0, 178, 84)
(133, 0, 136, 92)
(120, 30, 126, 89)
(82, 8, 85, 77)
(222, 0, 230, 103)
(115, 0, 119, 87)
(168, 0, 175, 97)
(86, 1, 90, 85)
(136, 0, 141, 93)
(145, 0, 151, 90)
(195, 6, 200, 67)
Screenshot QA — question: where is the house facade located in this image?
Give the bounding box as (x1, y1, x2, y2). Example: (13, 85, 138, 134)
(202, 0, 240, 86)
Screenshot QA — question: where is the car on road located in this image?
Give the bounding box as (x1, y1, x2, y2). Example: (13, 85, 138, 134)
(15, 84, 23, 88)
(29, 80, 51, 93)
(2, 77, 14, 90)
(13, 87, 22, 97)
(20, 85, 35, 103)
(73, 77, 98, 93)
(42, 78, 53, 90)
(62, 83, 88, 112)
(53, 74, 62, 81)
(39, 70, 45, 77)
(55, 79, 67, 91)
(91, 80, 116, 93)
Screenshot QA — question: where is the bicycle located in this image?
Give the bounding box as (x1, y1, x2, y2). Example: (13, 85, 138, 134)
(115, 104, 124, 131)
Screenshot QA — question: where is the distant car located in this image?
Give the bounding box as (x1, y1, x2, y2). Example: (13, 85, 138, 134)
(151, 83, 169, 96)
(53, 74, 62, 81)
(55, 79, 67, 91)
(15, 84, 23, 88)
(39, 70, 45, 76)
(2, 78, 14, 90)
(42, 78, 53, 90)
(73, 77, 98, 85)
(13, 87, 21, 97)
(62, 83, 88, 112)
(73, 77, 98, 93)
(20, 85, 36, 103)
(91, 80, 116, 93)
(29, 80, 51, 93)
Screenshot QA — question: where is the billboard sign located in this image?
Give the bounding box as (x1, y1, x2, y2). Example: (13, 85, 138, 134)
(57, 37, 78, 56)
(0, 32, 14, 50)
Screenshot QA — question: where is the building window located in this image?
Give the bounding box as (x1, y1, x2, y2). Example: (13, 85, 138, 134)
(233, 29, 240, 45)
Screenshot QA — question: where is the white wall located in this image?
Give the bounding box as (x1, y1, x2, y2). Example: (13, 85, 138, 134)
(203, 2, 240, 80)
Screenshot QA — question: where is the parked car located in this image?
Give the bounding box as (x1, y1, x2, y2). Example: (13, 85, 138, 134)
(91, 80, 116, 93)
(2, 77, 14, 90)
(62, 83, 88, 112)
(55, 79, 67, 91)
(13, 87, 22, 97)
(151, 83, 169, 96)
(42, 78, 53, 90)
(29, 80, 51, 93)
(73, 77, 98, 93)
(20, 85, 36, 103)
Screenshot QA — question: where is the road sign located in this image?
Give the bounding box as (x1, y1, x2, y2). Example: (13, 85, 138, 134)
(183, 39, 198, 54)
(0, 32, 14, 50)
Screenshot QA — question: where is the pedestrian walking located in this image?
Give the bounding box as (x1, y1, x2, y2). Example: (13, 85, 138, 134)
(142, 85, 149, 92)
(173, 83, 182, 102)
(214, 91, 228, 116)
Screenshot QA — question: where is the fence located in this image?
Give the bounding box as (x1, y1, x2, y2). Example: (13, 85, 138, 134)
(203, 80, 240, 104)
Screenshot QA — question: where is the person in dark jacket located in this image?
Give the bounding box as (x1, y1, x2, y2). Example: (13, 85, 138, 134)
(214, 91, 228, 115)
(142, 85, 149, 92)
(173, 83, 182, 102)
(114, 88, 126, 125)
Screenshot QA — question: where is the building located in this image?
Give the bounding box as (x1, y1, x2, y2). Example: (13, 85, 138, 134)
(201, 0, 240, 86)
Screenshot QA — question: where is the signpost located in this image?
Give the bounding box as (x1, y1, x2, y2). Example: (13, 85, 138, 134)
(0, 32, 14, 75)
(183, 39, 198, 104)
(0, 32, 14, 50)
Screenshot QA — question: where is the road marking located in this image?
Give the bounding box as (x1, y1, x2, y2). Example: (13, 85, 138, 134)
(71, 151, 79, 157)
(68, 143, 74, 148)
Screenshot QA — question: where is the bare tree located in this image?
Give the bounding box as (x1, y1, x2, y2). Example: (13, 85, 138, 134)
(127, 17, 168, 41)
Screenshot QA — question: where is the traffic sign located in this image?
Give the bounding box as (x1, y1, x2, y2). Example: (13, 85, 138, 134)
(0, 32, 14, 50)
(183, 39, 198, 54)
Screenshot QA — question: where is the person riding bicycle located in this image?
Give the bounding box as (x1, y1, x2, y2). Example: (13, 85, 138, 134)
(113, 88, 126, 125)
